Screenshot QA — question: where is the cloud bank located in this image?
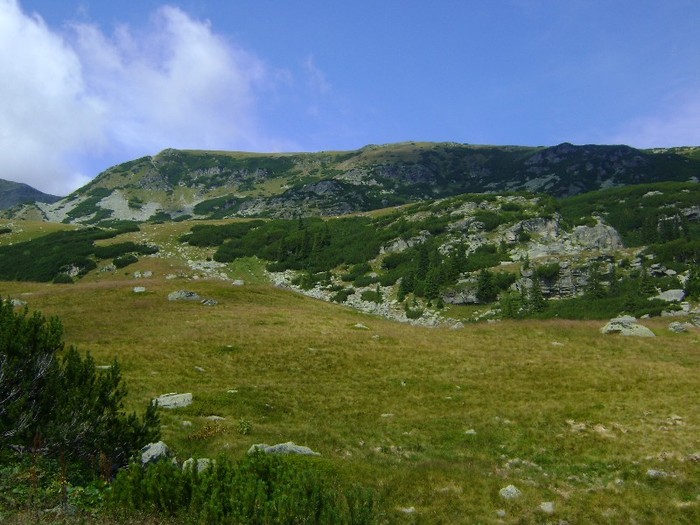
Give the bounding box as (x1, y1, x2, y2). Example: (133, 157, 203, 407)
(0, 0, 271, 195)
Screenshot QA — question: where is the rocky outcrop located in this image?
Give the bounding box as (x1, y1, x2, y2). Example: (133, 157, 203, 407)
(600, 316, 655, 337)
(141, 441, 172, 465)
(248, 442, 321, 456)
(168, 290, 202, 301)
(571, 223, 623, 251)
(154, 393, 193, 409)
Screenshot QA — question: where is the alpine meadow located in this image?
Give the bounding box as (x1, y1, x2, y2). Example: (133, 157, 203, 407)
(1, 142, 700, 524)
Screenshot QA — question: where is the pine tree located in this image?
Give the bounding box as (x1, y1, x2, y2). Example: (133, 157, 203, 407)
(685, 267, 700, 300)
(476, 269, 498, 303)
(528, 279, 547, 312)
(585, 263, 607, 299)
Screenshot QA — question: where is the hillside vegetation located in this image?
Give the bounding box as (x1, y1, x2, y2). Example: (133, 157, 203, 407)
(6, 142, 699, 224)
(1, 143, 699, 523)
(2, 182, 699, 325)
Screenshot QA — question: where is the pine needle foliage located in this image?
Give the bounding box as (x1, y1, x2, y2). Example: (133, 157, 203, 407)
(108, 452, 376, 525)
(0, 301, 160, 480)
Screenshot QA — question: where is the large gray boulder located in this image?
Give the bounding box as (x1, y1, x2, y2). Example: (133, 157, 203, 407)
(600, 316, 655, 337)
(571, 223, 623, 251)
(248, 442, 320, 456)
(155, 392, 193, 409)
(668, 322, 691, 333)
(141, 441, 171, 465)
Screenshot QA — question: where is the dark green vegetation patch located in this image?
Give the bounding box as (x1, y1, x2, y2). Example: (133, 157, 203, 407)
(0, 225, 157, 281)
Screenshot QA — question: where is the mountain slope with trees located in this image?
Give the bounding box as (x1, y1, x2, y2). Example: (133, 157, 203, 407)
(9, 142, 699, 224)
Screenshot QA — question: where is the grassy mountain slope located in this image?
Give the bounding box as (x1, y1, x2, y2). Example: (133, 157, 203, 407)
(2, 180, 700, 522)
(2, 181, 698, 323)
(16, 142, 700, 224)
(2, 269, 699, 523)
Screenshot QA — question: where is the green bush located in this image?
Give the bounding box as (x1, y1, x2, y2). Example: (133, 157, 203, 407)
(114, 254, 139, 268)
(0, 228, 117, 281)
(331, 288, 355, 303)
(473, 211, 504, 231)
(94, 242, 158, 259)
(500, 202, 523, 212)
(360, 290, 382, 303)
(0, 302, 159, 479)
(52, 273, 74, 284)
(534, 262, 560, 281)
(108, 453, 376, 524)
(354, 274, 379, 287)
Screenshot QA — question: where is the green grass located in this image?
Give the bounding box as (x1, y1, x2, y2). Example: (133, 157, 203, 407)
(2, 273, 699, 523)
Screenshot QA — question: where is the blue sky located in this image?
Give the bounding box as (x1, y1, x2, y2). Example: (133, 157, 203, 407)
(2, 0, 700, 194)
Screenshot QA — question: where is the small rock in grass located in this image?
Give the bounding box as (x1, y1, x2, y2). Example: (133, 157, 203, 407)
(168, 290, 201, 301)
(248, 442, 320, 456)
(133, 286, 146, 293)
(353, 323, 370, 330)
(205, 415, 225, 421)
(465, 429, 477, 435)
(499, 484, 522, 500)
(646, 469, 669, 478)
(539, 501, 555, 514)
(399, 507, 416, 514)
(496, 509, 506, 518)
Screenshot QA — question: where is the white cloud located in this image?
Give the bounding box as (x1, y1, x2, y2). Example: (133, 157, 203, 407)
(0, 1, 273, 195)
(0, 0, 104, 194)
(609, 91, 700, 148)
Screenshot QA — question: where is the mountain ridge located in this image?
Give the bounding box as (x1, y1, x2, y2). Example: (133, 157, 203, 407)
(5, 141, 699, 223)
(0, 178, 62, 210)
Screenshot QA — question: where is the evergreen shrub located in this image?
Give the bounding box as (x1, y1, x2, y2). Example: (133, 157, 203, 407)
(108, 452, 376, 524)
(0, 301, 160, 480)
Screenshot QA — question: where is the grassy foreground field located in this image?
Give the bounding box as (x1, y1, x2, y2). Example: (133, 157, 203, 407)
(2, 273, 699, 524)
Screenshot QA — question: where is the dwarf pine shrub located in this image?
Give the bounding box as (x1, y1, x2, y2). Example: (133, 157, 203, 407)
(108, 452, 376, 524)
(0, 301, 160, 480)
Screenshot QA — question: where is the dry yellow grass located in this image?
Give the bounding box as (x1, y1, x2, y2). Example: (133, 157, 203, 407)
(2, 272, 699, 523)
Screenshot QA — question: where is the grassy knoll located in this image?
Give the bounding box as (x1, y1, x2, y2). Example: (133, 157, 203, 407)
(2, 275, 699, 523)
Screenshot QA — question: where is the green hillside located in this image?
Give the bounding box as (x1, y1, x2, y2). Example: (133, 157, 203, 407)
(1, 152, 700, 524)
(12, 141, 698, 224)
